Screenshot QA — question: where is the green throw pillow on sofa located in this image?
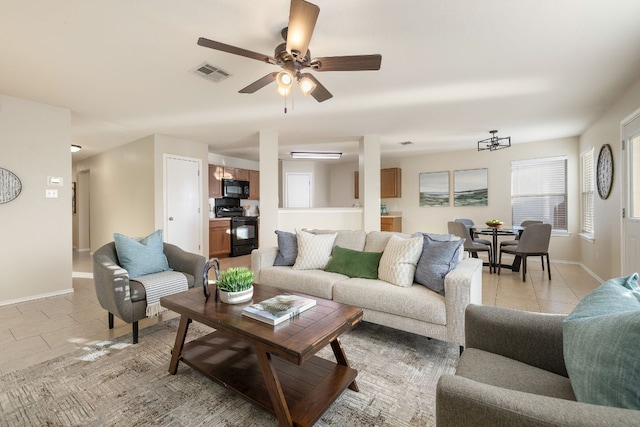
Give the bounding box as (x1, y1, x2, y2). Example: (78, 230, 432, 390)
(325, 245, 383, 279)
(562, 273, 640, 409)
(113, 229, 171, 279)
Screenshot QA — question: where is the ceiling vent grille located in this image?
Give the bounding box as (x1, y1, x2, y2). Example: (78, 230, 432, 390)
(191, 62, 231, 83)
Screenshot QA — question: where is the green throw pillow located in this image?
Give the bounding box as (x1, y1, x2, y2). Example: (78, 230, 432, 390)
(113, 230, 171, 279)
(562, 273, 640, 409)
(325, 245, 383, 279)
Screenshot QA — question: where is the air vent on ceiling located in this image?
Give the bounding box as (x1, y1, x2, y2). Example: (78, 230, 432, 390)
(191, 62, 231, 83)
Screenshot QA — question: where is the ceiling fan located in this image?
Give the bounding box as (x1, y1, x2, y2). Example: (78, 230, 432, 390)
(197, 0, 382, 103)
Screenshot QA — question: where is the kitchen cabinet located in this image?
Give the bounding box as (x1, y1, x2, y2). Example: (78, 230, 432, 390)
(223, 167, 249, 181)
(381, 168, 402, 198)
(381, 216, 402, 232)
(209, 165, 223, 198)
(249, 169, 260, 200)
(209, 219, 231, 258)
(354, 167, 402, 199)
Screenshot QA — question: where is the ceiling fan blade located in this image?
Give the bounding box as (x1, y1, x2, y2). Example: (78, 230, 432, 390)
(197, 37, 275, 64)
(239, 72, 279, 93)
(286, 0, 320, 60)
(304, 74, 332, 102)
(312, 54, 382, 72)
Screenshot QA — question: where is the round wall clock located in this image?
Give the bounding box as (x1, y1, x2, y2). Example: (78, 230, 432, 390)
(0, 167, 23, 204)
(596, 143, 614, 199)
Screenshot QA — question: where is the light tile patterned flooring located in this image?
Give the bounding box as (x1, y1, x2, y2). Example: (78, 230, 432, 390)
(0, 251, 600, 375)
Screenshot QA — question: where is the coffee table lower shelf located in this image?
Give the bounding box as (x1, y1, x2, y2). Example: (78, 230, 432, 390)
(179, 330, 358, 427)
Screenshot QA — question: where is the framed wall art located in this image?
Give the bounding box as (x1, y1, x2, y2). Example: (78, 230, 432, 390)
(419, 171, 450, 207)
(454, 168, 488, 206)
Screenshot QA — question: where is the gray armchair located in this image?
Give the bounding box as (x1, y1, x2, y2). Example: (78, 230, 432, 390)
(436, 305, 638, 426)
(93, 242, 206, 343)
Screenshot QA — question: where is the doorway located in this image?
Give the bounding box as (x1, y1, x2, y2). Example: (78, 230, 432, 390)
(622, 110, 640, 275)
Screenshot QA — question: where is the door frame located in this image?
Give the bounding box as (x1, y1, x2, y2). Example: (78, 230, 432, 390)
(620, 107, 640, 274)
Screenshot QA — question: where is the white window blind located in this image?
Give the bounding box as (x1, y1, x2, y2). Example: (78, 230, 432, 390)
(511, 156, 567, 231)
(581, 148, 594, 235)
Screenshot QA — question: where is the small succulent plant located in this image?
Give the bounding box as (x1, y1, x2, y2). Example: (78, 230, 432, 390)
(218, 267, 254, 292)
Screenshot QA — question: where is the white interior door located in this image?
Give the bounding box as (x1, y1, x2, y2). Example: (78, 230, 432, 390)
(165, 156, 202, 254)
(286, 173, 311, 208)
(622, 112, 640, 275)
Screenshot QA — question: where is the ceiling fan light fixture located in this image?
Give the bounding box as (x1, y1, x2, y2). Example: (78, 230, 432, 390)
(276, 71, 293, 89)
(298, 74, 317, 96)
(291, 151, 342, 160)
(276, 85, 291, 97)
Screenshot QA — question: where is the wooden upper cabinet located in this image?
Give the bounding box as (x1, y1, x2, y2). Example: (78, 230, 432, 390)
(249, 170, 260, 200)
(353, 168, 402, 199)
(223, 167, 249, 181)
(381, 167, 402, 198)
(209, 164, 223, 198)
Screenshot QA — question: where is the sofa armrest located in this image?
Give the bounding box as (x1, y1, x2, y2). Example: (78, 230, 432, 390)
(465, 304, 567, 376)
(444, 257, 483, 347)
(436, 374, 639, 427)
(251, 246, 279, 283)
(163, 243, 206, 288)
(92, 253, 132, 319)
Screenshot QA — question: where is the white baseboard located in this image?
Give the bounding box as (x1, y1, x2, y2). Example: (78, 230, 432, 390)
(0, 288, 74, 307)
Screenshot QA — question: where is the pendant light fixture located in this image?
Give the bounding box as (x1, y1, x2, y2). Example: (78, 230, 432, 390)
(477, 130, 511, 152)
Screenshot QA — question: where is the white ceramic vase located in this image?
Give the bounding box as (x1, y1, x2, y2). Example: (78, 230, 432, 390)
(218, 286, 253, 304)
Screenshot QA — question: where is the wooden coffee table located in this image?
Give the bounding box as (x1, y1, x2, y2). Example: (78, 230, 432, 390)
(160, 284, 363, 427)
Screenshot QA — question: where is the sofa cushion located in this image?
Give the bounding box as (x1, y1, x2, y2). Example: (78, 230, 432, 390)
(312, 229, 367, 252)
(292, 231, 337, 270)
(562, 273, 640, 409)
(273, 230, 297, 266)
(363, 231, 412, 253)
(113, 230, 170, 279)
(378, 235, 424, 287)
(325, 245, 383, 279)
(333, 277, 446, 325)
(414, 236, 464, 295)
(456, 348, 576, 401)
(256, 267, 348, 300)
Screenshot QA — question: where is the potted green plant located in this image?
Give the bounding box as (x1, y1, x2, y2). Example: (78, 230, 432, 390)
(217, 267, 255, 304)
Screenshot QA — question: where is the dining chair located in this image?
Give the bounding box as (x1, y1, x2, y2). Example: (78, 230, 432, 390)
(498, 223, 552, 281)
(499, 220, 543, 248)
(454, 218, 493, 249)
(448, 221, 493, 273)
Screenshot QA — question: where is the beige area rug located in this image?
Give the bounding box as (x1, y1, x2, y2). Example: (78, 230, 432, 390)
(0, 319, 458, 427)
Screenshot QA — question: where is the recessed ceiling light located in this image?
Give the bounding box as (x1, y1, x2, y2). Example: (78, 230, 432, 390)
(70, 145, 82, 152)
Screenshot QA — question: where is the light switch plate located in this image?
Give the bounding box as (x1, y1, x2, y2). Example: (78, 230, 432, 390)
(48, 176, 63, 186)
(45, 189, 58, 198)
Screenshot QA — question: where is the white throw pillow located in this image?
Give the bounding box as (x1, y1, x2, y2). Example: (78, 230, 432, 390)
(378, 235, 424, 287)
(292, 230, 337, 270)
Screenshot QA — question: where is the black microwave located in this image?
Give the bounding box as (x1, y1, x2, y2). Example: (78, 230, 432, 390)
(222, 179, 250, 199)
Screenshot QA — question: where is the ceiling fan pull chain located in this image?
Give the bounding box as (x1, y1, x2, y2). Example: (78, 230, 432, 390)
(284, 92, 287, 114)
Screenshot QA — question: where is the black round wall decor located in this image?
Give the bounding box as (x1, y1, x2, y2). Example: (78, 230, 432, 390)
(0, 167, 22, 204)
(596, 144, 614, 200)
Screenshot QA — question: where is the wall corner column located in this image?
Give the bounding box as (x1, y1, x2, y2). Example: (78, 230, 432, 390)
(259, 130, 279, 247)
(359, 135, 381, 232)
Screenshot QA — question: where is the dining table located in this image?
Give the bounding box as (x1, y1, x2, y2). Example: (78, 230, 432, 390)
(474, 226, 523, 272)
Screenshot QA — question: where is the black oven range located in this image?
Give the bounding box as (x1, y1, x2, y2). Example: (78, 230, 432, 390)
(214, 198, 258, 257)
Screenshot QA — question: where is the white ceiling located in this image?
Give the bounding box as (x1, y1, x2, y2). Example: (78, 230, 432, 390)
(2, 0, 640, 163)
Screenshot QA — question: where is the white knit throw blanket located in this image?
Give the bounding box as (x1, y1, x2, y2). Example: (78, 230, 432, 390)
(134, 271, 188, 317)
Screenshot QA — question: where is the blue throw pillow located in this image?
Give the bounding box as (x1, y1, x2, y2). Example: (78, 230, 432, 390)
(562, 273, 640, 409)
(413, 235, 464, 295)
(113, 230, 171, 279)
(273, 230, 298, 266)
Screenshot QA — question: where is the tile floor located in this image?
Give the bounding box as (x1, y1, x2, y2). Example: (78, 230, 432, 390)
(0, 251, 600, 375)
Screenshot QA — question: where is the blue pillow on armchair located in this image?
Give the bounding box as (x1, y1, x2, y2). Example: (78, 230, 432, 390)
(562, 273, 640, 409)
(113, 229, 171, 279)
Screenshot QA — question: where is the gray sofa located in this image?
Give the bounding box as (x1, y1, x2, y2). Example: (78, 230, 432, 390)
(251, 230, 483, 348)
(93, 241, 206, 343)
(436, 304, 639, 426)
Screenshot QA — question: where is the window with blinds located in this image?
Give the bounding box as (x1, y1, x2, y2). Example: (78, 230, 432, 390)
(581, 148, 594, 236)
(511, 156, 568, 231)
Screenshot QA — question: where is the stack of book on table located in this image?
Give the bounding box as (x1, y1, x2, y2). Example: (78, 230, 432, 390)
(242, 294, 316, 325)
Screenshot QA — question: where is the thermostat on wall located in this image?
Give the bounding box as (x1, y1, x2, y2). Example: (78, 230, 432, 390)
(48, 176, 63, 186)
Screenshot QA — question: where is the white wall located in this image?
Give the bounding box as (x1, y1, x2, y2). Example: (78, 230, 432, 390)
(0, 94, 72, 304)
(579, 76, 640, 280)
(329, 161, 359, 207)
